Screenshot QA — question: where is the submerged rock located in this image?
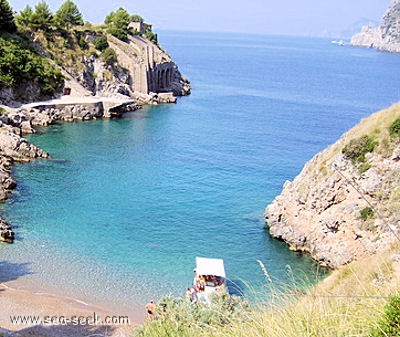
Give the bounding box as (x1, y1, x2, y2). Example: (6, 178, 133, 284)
(0, 219, 14, 243)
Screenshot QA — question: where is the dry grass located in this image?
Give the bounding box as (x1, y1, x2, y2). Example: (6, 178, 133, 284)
(136, 246, 400, 337)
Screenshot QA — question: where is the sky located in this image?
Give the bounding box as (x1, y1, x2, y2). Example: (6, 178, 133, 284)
(9, 0, 392, 37)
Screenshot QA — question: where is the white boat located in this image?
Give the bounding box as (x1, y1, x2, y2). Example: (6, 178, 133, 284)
(193, 257, 226, 301)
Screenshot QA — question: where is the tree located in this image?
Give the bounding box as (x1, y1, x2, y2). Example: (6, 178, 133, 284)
(54, 0, 83, 29)
(130, 14, 143, 23)
(30, 1, 53, 32)
(105, 7, 131, 41)
(0, 0, 17, 33)
(15, 5, 34, 29)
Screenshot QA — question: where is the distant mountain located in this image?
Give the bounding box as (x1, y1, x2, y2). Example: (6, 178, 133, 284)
(339, 18, 379, 39)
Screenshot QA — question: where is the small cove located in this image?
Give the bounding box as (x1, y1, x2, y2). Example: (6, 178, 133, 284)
(1, 32, 400, 311)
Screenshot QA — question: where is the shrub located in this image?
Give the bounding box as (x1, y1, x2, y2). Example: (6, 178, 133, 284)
(130, 14, 143, 23)
(359, 163, 372, 174)
(389, 118, 400, 138)
(371, 295, 400, 337)
(135, 291, 249, 337)
(342, 135, 378, 164)
(0, 36, 64, 99)
(77, 34, 88, 49)
(102, 47, 117, 65)
(92, 36, 109, 51)
(360, 207, 375, 221)
(145, 30, 158, 44)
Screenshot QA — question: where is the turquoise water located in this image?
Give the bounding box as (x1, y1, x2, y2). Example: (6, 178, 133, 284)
(1, 32, 400, 311)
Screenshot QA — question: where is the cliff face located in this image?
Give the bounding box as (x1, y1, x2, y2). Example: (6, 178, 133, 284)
(0, 30, 190, 106)
(265, 104, 400, 269)
(79, 34, 191, 99)
(351, 0, 400, 52)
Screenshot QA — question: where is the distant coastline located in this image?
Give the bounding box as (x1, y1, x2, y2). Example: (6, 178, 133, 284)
(351, 0, 400, 53)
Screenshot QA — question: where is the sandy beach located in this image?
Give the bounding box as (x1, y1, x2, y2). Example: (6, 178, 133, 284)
(0, 279, 144, 337)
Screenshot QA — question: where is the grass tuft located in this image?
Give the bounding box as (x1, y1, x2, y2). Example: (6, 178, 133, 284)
(134, 248, 400, 337)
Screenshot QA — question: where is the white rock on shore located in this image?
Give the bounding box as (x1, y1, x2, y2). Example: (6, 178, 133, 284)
(351, 0, 400, 53)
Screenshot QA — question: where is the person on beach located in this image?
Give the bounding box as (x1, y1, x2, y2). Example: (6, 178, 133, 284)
(145, 300, 156, 319)
(186, 287, 198, 304)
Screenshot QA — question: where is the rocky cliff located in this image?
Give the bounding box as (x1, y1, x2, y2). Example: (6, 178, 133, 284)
(0, 26, 191, 243)
(265, 104, 400, 269)
(0, 28, 190, 106)
(74, 34, 191, 101)
(351, 0, 400, 52)
(0, 106, 51, 242)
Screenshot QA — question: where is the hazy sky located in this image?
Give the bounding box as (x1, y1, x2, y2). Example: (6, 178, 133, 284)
(9, 0, 392, 37)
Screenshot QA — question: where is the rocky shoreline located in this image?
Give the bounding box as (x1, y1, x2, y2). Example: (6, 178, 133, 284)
(0, 93, 178, 243)
(351, 0, 400, 53)
(265, 104, 400, 269)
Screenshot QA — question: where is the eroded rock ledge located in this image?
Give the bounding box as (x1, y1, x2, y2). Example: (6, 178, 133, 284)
(0, 117, 50, 242)
(265, 104, 400, 269)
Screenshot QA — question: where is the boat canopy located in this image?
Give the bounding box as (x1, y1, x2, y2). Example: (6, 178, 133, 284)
(195, 257, 226, 278)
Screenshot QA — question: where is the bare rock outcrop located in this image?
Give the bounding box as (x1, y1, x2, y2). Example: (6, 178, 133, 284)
(65, 34, 191, 101)
(351, 0, 400, 53)
(265, 104, 400, 269)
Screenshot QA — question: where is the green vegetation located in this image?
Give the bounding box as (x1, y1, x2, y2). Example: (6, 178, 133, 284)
(371, 295, 400, 337)
(92, 35, 109, 51)
(342, 135, 378, 164)
(54, 0, 84, 29)
(131, 14, 144, 23)
(145, 29, 158, 45)
(101, 47, 118, 66)
(29, 1, 53, 32)
(136, 291, 248, 337)
(360, 206, 375, 221)
(105, 7, 131, 41)
(136, 248, 400, 337)
(1, 0, 158, 102)
(0, 35, 64, 98)
(0, 0, 17, 33)
(389, 118, 400, 138)
(16, 5, 34, 28)
(104, 7, 157, 44)
(16, 0, 83, 32)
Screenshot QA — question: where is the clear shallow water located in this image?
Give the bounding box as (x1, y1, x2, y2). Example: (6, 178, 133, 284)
(1, 32, 400, 311)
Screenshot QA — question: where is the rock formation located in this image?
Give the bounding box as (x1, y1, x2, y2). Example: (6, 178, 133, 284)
(0, 30, 191, 106)
(265, 104, 400, 269)
(351, 0, 400, 52)
(59, 33, 191, 103)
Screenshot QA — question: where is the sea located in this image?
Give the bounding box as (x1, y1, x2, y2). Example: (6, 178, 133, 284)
(1, 31, 400, 313)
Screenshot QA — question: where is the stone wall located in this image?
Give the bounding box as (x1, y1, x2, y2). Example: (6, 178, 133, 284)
(111, 35, 191, 97)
